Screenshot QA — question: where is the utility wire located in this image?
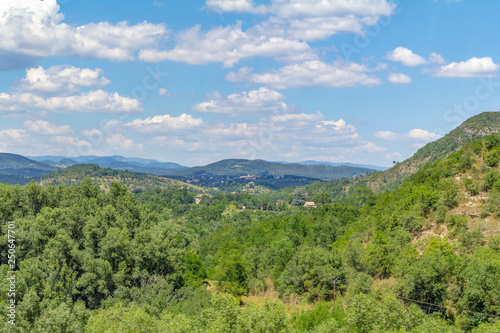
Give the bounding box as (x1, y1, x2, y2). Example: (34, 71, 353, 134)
(396, 295, 500, 319)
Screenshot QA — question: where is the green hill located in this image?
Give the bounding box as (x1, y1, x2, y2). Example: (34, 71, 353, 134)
(365, 112, 500, 191)
(0, 153, 58, 184)
(40, 164, 203, 192)
(171, 158, 375, 179)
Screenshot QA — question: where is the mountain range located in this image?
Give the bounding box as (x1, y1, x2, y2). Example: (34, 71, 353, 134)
(2, 111, 500, 188)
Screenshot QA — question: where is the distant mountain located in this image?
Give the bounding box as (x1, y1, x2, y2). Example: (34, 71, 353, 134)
(274, 160, 388, 171)
(170, 158, 375, 180)
(29, 155, 188, 175)
(0, 153, 59, 185)
(297, 160, 388, 171)
(364, 111, 500, 191)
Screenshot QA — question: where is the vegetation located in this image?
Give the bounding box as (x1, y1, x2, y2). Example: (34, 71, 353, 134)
(361, 111, 500, 192)
(169, 158, 376, 179)
(1, 130, 500, 331)
(40, 164, 203, 193)
(0, 153, 58, 185)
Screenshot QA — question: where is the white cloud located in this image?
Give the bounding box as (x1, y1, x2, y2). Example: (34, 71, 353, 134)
(270, 111, 323, 124)
(82, 128, 104, 139)
(406, 129, 441, 141)
(282, 16, 365, 41)
(206, 0, 266, 14)
(386, 47, 427, 67)
(387, 73, 411, 84)
(227, 60, 381, 89)
(374, 130, 399, 140)
(19, 66, 110, 95)
(103, 119, 123, 132)
(375, 129, 441, 142)
(206, 0, 395, 18)
(125, 113, 203, 133)
(137, 111, 384, 164)
(428, 52, 445, 64)
(0, 90, 142, 113)
(354, 141, 387, 153)
(106, 133, 143, 151)
(0, 129, 26, 142)
(139, 23, 315, 67)
(24, 120, 73, 135)
(385, 152, 403, 159)
(50, 135, 92, 149)
(432, 57, 499, 78)
(0, 66, 142, 113)
(194, 87, 287, 114)
(0, 0, 168, 63)
(158, 88, 169, 96)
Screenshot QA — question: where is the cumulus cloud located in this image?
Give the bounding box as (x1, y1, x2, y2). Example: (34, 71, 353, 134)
(432, 57, 499, 78)
(386, 47, 427, 67)
(137, 110, 383, 163)
(125, 113, 203, 133)
(0, 0, 168, 64)
(50, 135, 92, 150)
(24, 120, 73, 135)
(226, 60, 381, 89)
(193, 87, 287, 114)
(386, 47, 447, 68)
(139, 23, 315, 67)
(375, 129, 441, 142)
(428, 52, 446, 64)
(206, 0, 395, 18)
(0, 66, 142, 113)
(106, 133, 143, 151)
(0, 90, 142, 113)
(387, 73, 411, 84)
(142, 1, 396, 66)
(0, 129, 26, 142)
(206, 0, 266, 14)
(19, 66, 110, 95)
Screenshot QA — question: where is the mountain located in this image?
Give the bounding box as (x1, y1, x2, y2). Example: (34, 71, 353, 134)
(297, 160, 388, 171)
(40, 164, 202, 193)
(29, 155, 188, 175)
(363, 111, 500, 191)
(170, 158, 376, 179)
(0, 153, 59, 184)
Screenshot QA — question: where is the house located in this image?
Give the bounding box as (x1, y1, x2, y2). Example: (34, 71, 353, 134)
(195, 193, 212, 204)
(304, 201, 317, 208)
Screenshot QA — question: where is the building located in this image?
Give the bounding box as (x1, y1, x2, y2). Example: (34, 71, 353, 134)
(195, 193, 212, 204)
(304, 201, 317, 208)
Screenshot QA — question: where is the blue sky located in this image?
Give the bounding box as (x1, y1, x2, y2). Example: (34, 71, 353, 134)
(1, 0, 500, 167)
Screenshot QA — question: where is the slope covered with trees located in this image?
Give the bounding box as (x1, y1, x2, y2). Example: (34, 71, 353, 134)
(364, 111, 500, 192)
(40, 164, 202, 193)
(0, 153, 58, 185)
(0, 133, 499, 331)
(170, 158, 376, 180)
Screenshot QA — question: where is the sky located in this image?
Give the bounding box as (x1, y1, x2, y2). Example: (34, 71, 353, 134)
(1, 0, 500, 167)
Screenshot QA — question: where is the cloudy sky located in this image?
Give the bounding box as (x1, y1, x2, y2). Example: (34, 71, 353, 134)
(1, 0, 499, 167)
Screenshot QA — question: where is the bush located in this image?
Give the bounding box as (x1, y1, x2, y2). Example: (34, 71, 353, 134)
(484, 147, 500, 167)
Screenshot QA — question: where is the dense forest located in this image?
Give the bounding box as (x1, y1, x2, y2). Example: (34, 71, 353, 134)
(1, 134, 500, 332)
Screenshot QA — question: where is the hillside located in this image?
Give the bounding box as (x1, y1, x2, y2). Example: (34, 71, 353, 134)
(170, 158, 375, 179)
(364, 111, 500, 191)
(40, 164, 203, 193)
(1, 135, 500, 332)
(0, 153, 58, 184)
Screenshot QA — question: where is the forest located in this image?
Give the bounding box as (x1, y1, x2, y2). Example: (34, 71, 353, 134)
(0, 134, 500, 332)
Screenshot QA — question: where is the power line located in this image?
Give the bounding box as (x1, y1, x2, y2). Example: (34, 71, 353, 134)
(396, 295, 500, 319)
